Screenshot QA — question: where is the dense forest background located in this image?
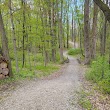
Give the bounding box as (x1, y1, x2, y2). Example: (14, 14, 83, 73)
(0, 0, 110, 93)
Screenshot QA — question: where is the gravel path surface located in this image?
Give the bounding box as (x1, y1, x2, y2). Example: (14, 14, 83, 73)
(0, 42, 85, 110)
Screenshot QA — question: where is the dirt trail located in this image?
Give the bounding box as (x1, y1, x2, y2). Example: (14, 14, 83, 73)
(0, 42, 85, 110)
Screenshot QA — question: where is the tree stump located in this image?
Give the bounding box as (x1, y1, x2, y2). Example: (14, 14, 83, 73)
(0, 56, 9, 79)
(0, 74, 5, 80)
(0, 62, 7, 69)
(2, 68, 9, 76)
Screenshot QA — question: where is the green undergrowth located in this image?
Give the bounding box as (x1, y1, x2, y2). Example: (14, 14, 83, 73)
(0, 63, 60, 85)
(78, 90, 94, 110)
(35, 63, 60, 78)
(85, 56, 110, 94)
(68, 48, 81, 56)
(0, 52, 61, 85)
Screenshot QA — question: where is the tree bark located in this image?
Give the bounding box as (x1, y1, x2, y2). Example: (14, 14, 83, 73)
(51, 1, 56, 62)
(93, 0, 110, 23)
(72, 10, 74, 42)
(67, 14, 69, 48)
(0, 10, 13, 76)
(84, 0, 91, 64)
(91, 3, 98, 59)
(9, 0, 19, 73)
(59, 0, 64, 63)
(66, 1, 69, 48)
(21, 0, 26, 67)
(73, 20, 76, 48)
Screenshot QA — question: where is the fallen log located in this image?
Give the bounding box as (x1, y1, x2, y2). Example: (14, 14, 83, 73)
(2, 68, 9, 76)
(0, 68, 2, 74)
(0, 74, 5, 80)
(0, 56, 9, 79)
(0, 56, 7, 63)
(0, 62, 8, 69)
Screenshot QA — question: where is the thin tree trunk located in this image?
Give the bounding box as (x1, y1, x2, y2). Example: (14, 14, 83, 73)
(28, 46, 32, 71)
(59, 0, 64, 63)
(9, 0, 19, 73)
(67, 14, 69, 48)
(51, 1, 56, 62)
(66, 1, 69, 48)
(103, 18, 107, 54)
(72, 10, 74, 42)
(74, 20, 76, 48)
(91, 3, 98, 59)
(56, 0, 60, 48)
(109, 44, 110, 69)
(22, 0, 26, 67)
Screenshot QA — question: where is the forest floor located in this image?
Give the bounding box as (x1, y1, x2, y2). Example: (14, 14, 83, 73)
(0, 41, 86, 110)
(1, 42, 110, 110)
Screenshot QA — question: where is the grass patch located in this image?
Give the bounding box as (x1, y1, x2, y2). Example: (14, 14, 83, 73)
(35, 63, 60, 78)
(0, 63, 60, 85)
(79, 90, 95, 110)
(68, 48, 81, 56)
(0, 52, 61, 85)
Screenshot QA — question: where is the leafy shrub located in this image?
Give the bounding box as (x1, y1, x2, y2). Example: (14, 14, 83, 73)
(85, 56, 110, 94)
(68, 48, 81, 56)
(98, 79, 110, 94)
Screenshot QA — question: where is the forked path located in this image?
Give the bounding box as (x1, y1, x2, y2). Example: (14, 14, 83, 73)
(0, 42, 85, 110)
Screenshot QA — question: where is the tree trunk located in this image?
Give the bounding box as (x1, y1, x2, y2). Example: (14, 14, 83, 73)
(59, 0, 64, 63)
(22, 0, 26, 67)
(93, 0, 110, 23)
(51, 1, 56, 62)
(67, 14, 69, 48)
(84, 0, 91, 64)
(0, 10, 13, 76)
(91, 3, 98, 59)
(66, 1, 70, 48)
(73, 20, 76, 48)
(9, 0, 19, 73)
(72, 10, 74, 42)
